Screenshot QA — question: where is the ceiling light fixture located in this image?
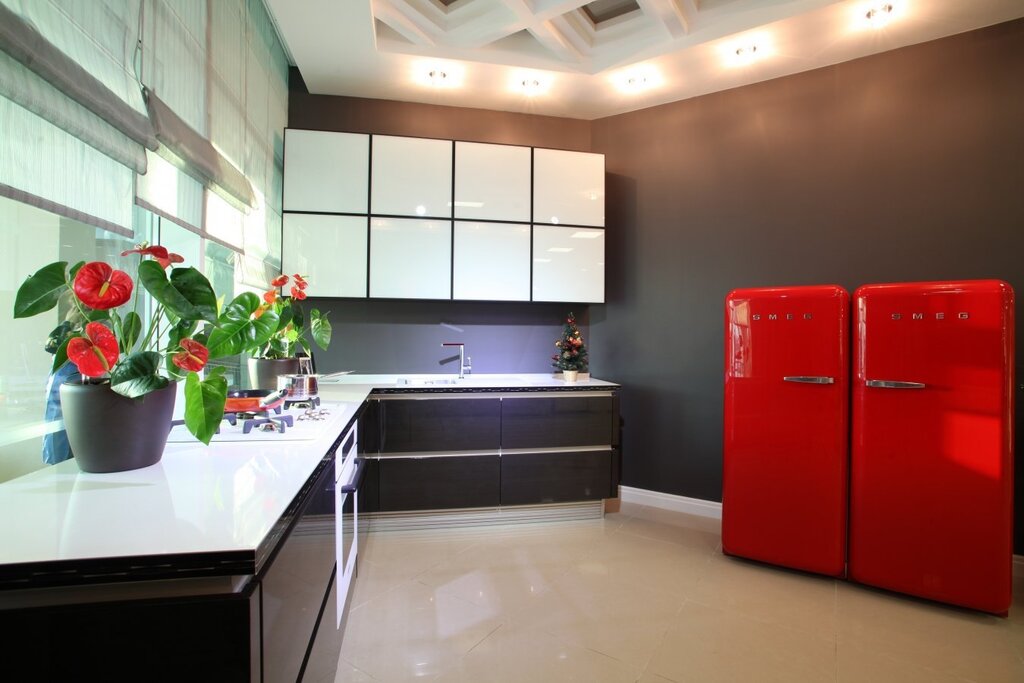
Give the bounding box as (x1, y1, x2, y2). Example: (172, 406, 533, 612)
(429, 70, 447, 84)
(865, 3, 894, 28)
(721, 33, 772, 67)
(413, 60, 464, 89)
(613, 65, 662, 94)
(511, 71, 551, 96)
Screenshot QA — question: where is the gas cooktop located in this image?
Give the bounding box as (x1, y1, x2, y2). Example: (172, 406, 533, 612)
(166, 401, 341, 443)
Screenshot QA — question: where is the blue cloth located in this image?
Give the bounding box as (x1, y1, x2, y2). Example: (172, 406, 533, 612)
(42, 363, 80, 465)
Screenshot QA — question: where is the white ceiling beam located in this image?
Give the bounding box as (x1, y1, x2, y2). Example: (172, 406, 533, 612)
(527, 18, 587, 64)
(373, 1, 440, 46)
(637, 0, 694, 39)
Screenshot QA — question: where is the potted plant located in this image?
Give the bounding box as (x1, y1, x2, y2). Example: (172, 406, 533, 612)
(205, 273, 331, 390)
(13, 245, 230, 473)
(552, 312, 589, 382)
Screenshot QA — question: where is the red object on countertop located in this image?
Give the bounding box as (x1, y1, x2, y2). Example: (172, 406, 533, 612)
(723, 285, 850, 577)
(849, 280, 1015, 615)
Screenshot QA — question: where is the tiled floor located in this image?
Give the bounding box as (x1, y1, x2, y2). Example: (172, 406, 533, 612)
(329, 503, 1024, 682)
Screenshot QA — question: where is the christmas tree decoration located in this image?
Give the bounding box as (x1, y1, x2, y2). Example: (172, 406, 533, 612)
(551, 312, 589, 379)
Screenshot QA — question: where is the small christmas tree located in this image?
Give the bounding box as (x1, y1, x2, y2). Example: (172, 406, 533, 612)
(551, 312, 589, 372)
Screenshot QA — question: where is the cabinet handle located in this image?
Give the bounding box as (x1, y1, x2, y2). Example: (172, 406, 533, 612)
(783, 376, 834, 384)
(865, 379, 926, 389)
(341, 458, 368, 494)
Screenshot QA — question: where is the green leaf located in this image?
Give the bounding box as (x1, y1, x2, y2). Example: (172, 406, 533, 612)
(51, 337, 71, 374)
(14, 262, 69, 318)
(121, 311, 142, 354)
(68, 261, 85, 280)
(309, 309, 332, 350)
(170, 267, 218, 322)
(138, 262, 217, 323)
(86, 309, 110, 322)
(109, 351, 169, 398)
(184, 368, 228, 445)
(289, 301, 305, 332)
(206, 292, 279, 359)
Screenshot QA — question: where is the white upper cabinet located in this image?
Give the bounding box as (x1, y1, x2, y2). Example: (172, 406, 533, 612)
(371, 136, 452, 218)
(533, 148, 604, 227)
(532, 225, 605, 303)
(282, 213, 368, 298)
(369, 218, 451, 299)
(454, 142, 531, 222)
(283, 129, 368, 213)
(453, 222, 531, 301)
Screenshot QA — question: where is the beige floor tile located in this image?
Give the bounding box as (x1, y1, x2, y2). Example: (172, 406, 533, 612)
(575, 530, 716, 599)
(688, 552, 838, 638)
(837, 641, 968, 683)
(359, 530, 482, 576)
(512, 565, 684, 669)
(349, 558, 419, 609)
(628, 504, 723, 536)
(618, 512, 720, 551)
(339, 580, 502, 682)
(836, 583, 1024, 682)
(328, 660, 376, 683)
(433, 623, 641, 683)
(636, 673, 678, 683)
(648, 601, 837, 683)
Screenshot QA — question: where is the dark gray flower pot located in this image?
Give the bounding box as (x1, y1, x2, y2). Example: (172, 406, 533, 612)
(59, 381, 176, 473)
(247, 357, 299, 391)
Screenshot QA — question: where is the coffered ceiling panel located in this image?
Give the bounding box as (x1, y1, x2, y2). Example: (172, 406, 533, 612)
(265, 0, 1024, 119)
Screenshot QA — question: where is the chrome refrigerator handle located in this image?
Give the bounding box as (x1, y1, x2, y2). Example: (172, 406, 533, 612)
(783, 376, 835, 384)
(865, 380, 926, 389)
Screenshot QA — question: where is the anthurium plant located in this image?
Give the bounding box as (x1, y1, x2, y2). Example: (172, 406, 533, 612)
(205, 273, 331, 360)
(13, 244, 229, 444)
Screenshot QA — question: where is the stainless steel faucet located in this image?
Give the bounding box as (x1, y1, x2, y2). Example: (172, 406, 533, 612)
(441, 342, 472, 378)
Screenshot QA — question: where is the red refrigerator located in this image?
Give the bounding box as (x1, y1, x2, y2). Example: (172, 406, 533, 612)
(723, 285, 850, 577)
(850, 280, 1015, 614)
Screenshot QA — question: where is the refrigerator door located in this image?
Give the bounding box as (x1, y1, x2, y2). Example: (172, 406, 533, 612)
(723, 285, 850, 576)
(850, 280, 1014, 614)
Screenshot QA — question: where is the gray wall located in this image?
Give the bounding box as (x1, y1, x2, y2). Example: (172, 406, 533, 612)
(290, 20, 1024, 551)
(589, 19, 1024, 551)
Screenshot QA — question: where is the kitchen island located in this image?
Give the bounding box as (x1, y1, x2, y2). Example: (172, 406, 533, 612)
(0, 374, 619, 681)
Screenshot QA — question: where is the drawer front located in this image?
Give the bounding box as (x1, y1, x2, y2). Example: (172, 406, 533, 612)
(379, 455, 500, 511)
(501, 397, 613, 449)
(500, 449, 613, 505)
(382, 398, 500, 453)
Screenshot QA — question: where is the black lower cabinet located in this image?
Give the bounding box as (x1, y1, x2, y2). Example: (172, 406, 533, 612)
(500, 449, 614, 505)
(381, 398, 500, 453)
(501, 396, 614, 449)
(379, 455, 500, 511)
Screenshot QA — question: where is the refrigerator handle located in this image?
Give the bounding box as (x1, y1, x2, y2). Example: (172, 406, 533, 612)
(782, 376, 835, 385)
(865, 380, 926, 389)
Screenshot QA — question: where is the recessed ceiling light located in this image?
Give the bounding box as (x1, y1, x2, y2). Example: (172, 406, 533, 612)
(414, 60, 464, 89)
(429, 70, 447, 84)
(865, 3, 894, 28)
(613, 65, 662, 94)
(721, 33, 772, 67)
(511, 71, 551, 96)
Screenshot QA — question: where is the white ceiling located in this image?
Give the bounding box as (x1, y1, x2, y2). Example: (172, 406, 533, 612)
(265, 0, 1024, 120)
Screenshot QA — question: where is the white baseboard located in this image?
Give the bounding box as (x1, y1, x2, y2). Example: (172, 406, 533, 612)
(618, 485, 723, 519)
(619, 486, 1024, 579)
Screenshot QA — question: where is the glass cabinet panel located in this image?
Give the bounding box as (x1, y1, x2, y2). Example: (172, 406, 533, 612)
(454, 142, 530, 222)
(453, 222, 530, 301)
(371, 136, 452, 218)
(283, 129, 369, 214)
(533, 148, 604, 227)
(532, 225, 605, 303)
(283, 213, 368, 297)
(369, 217, 451, 299)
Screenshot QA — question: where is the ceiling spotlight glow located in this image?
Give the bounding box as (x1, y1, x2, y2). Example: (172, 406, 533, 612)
(613, 65, 662, 94)
(510, 71, 551, 96)
(413, 60, 464, 89)
(853, 1, 903, 31)
(720, 33, 772, 67)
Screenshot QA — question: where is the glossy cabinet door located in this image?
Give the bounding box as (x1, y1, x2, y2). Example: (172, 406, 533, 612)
(532, 225, 605, 303)
(282, 213, 367, 297)
(501, 396, 614, 449)
(533, 148, 604, 227)
(381, 398, 501, 453)
(454, 142, 530, 221)
(369, 218, 452, 299)
(379, 455, 501, 511)
(283, 129, 368, 213)
(500, 449, 613, 505)
(371, 135, 452, 218)
(453, 222, 530, 301)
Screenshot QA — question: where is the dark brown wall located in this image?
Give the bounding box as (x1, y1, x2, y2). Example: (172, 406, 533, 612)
(289, 91, 591, 151)
(589, 19, 1024, 551)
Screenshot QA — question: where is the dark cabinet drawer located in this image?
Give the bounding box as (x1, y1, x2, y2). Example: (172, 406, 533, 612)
(501, 397, 614, 449)
(500, 449, 613, 505)
(381, 398, 500, 453)
(379, 455, 500, 511)
(358, 399, 381, 455)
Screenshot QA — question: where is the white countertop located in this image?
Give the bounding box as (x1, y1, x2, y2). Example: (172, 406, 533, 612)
(0, 394, 367, 583)
(321, 372, 619, 390)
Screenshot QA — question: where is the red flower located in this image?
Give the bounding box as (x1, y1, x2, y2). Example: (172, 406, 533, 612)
(172, 338, 209, 372)
(67, 322, 119, 377)
(122, 245, 185, 269)
(290, 286, 307, 301)
(271, 274, 289, 287)
(293, 274, 307, 289)
(73, 262, 133, 310)
(263, 289, 278, 304)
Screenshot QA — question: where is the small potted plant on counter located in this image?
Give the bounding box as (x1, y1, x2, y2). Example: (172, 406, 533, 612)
(13, 245, 230, 473)
(552, 312, 589, 382)
(218, 273, 332, 390)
